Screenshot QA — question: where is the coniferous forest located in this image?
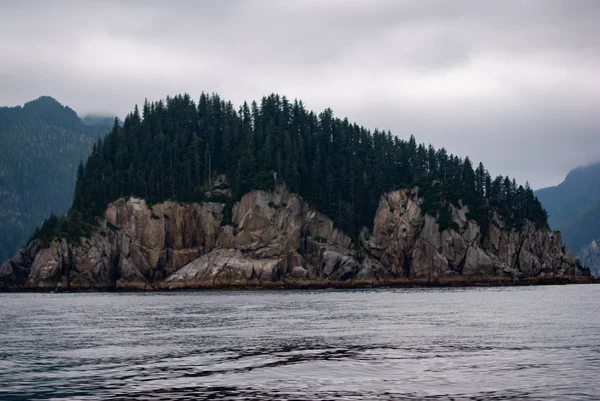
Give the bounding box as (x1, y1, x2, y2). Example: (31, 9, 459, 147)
(34, 93, 548, 246)
(0, 96, 112, 260)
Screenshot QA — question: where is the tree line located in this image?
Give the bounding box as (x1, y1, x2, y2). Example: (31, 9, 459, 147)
(32, 93, 548, 246)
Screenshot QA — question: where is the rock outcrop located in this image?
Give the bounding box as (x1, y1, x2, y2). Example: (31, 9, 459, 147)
(0, 185, 592, 291)
(165, 184, 354, 287)
(360, 190, 584, 283)
(1, 198, 224, 290)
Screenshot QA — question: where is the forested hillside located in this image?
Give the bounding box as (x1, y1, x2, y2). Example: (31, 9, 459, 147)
(536, 162, 600, 230)
(536, 162, 600, 275)
(0, 97, 112, 261)
(561, 201, 600, 253)
(34, 93, 548, 248)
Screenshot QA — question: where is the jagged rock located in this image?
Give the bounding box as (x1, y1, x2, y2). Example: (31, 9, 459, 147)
(116, 256, 150, 290)
(1, 197, 224, 290)
(486, 222, 502, 252)
(462, 246, 494, 277)
(321, 247, 360, 281)
(304, 210, 352, 248)
(362, 188, 423, 272)
(442, 227, 468, 268)
(106, 198, 224, 275)
(463, 221, 480, 245)
(356, 256, 393, 282)
(450, 202, 469, 229)
(163, 248, 283, 287)
(1, 185, 591, 290)
(410, 238, 448, 280)
(0, 241, 40, 288)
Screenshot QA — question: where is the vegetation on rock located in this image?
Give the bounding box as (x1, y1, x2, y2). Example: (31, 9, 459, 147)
(31, 93, 548, 247)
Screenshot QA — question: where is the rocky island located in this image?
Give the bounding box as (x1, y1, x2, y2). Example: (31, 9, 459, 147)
(0, 93, 593, 290)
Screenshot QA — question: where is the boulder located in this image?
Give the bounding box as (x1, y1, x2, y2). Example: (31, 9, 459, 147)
(163, 248, 283, 287)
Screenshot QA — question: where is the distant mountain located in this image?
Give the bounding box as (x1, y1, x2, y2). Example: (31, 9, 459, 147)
(0, 96, 113, 261)
(82, 114, 118, 127)
(579, 240, 600, 277)
(22, 96, 83, 132)
(535, 161, 600, 275)
(82, 114, 121, 138)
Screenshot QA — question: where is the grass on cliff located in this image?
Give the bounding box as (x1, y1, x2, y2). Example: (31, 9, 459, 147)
(29, 212, 95, 248)
(415, 176, 547, 236)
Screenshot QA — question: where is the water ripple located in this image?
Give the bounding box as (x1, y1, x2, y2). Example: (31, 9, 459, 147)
(0, 285, 599, 400)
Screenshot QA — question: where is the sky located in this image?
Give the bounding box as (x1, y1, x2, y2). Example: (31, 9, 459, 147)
(1, 0, 598, 189)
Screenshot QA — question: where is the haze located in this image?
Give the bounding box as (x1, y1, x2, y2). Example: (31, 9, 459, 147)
(1, 0, 598, 189)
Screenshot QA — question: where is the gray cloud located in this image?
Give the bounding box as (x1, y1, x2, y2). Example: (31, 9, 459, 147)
(1, 0, 598, 189)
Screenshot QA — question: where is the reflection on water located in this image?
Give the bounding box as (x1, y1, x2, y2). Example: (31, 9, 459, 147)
(0, 285, 599, 400)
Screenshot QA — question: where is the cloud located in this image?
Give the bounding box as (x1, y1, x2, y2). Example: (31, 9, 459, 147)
(0, 0, 598, 189)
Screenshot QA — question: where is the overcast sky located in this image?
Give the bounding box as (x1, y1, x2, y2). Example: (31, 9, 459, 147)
(1, 0, 598, 189)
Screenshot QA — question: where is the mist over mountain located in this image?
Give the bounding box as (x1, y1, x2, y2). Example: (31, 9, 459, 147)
(536, 161, 600, 275)
(0, 96, 113, 261)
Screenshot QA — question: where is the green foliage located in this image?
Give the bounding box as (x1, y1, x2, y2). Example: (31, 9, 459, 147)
(314, 235, 327, 243)
(437, 205, 460, 232)
(221, 199, 234, 226)
(418, 180, 443, 216)
(417, 171, 546, 236)
(30, 92, 548, 251)
(29, 211, 95, 247)
(0, 96, 112, 260)
(252, 170, 276, 192)
(205, 193, 230, 203)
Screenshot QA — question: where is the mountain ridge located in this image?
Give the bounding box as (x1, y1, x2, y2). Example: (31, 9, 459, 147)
(0, 96, 114, 262)
(535, 161, 600, 276)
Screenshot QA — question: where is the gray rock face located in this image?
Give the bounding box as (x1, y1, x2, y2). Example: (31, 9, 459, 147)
(1, 198, 224, 290)
(0, 241, 41, 289)
(165, 185, 357, 287)
(1, 185, 591, 290)
(360, 190, 587, 283)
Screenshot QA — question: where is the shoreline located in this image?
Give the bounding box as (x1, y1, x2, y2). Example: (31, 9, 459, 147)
(2, 276, 597, 293)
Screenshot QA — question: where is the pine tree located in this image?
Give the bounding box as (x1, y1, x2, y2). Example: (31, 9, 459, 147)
(32, 92, 550, 247)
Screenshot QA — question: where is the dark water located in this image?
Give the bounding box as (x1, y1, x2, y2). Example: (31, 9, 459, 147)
(0, 285, 599, 400)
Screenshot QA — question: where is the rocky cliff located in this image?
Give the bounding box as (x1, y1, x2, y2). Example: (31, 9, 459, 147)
(0, 185, 591, 290)
(0, 198, 223, 290)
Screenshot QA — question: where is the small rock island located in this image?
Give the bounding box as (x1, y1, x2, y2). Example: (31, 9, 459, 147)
(0, 93, 592, 290)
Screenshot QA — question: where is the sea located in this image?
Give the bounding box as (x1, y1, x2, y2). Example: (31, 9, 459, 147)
(0, 285, 598, 400)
